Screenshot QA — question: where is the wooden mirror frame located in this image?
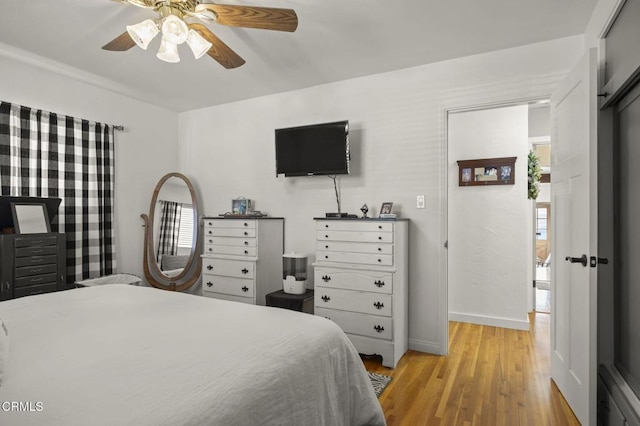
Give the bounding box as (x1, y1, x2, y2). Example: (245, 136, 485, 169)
(141, 172, 202, 291)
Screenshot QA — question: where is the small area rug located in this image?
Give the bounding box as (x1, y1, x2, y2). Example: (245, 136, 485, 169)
(368, 372, 392, 397)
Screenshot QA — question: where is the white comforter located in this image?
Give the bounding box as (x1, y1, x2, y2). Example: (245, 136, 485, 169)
(0, 285, 385, 426)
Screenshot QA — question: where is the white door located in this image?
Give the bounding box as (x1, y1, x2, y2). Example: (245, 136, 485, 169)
(550, 48, 598, 425)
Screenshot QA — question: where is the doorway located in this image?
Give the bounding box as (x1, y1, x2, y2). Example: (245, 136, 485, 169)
(447, 100, 551, 328)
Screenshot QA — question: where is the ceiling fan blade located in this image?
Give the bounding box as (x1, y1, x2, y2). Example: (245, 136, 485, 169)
(194, 4, 298, 32)
(102, 31, 137, 51)
(189, 23, 246, 69)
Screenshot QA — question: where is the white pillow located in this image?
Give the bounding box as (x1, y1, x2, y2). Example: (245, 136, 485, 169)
(0, 317, 8, 384)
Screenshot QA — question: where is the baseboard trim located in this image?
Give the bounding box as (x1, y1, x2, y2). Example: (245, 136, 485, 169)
(409, 338, 444, 355)
(448, 312, 530, 331)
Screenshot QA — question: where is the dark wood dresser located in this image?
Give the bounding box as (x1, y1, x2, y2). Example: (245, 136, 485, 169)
(0, 233, 67, 300)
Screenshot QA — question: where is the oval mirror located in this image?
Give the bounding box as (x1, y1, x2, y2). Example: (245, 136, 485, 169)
(141, 172, 202, 291)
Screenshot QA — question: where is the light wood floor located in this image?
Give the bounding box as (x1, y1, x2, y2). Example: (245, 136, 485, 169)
(363, 313, 580, 425)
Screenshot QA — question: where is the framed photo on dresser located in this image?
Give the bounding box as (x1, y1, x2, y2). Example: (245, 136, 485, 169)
(11, 202, 50, 234)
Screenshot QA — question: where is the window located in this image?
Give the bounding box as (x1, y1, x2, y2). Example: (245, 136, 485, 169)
(177, 205, 194, 248)
(536, 207, 548, 240)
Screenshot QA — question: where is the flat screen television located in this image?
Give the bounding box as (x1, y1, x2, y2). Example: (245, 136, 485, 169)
(275, 120, 350, 177)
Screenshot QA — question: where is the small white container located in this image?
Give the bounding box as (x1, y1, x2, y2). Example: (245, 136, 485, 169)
(282, 253, 307, 294)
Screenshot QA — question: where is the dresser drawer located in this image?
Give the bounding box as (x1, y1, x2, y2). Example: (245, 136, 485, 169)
(205, 227, 256, 238)
(202, 274, 255, 297)
(204, 219, 256, 229)
(315, 268, 393, 294)
(317, 230, 393, 243)
(317, 251, 393, 266)
(14, 283, 58, 298)
(15, 273, 57, 288)
(316, 240, 393, 255)
(14, 236, 58, 248)
(201, 291, 254, 304)
(315, 287, 392, 317)
(205, 236, 256, 247)
(14, 254, 58, 268)
(15, 245, 58, 258)
(15, 263, 57, 278)
(203, 258, 255, 279)
(316, 307, 392, 340)
(204, 245, 257, 257)
(316, 221, 393, 233)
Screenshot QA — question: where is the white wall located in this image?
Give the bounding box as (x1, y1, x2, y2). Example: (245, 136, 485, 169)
(179, 35, 584, 354)
(448, 105, 530, 330)
(0, 52, 179, 281)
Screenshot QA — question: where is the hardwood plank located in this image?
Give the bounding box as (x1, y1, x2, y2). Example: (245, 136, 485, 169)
(363, 313, 580, 425)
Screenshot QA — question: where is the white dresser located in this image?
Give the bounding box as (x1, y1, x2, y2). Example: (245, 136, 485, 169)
(313, 218, 409, 368)
(201, 217, 284, 305)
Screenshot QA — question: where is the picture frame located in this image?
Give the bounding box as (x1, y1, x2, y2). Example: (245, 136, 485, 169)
(380, 202, 393, 215)
(457, 157, 517, 186)
(11, 202, 51, 234)
(231, 198, 252, 215)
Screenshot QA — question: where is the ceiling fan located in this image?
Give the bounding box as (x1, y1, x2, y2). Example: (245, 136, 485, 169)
(103, 0, 298, 68)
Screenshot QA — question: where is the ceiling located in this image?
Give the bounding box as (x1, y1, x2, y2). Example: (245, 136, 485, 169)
(0, 0, 598, 112)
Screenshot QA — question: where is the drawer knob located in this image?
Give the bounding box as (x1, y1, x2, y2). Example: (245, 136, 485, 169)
(377, 247, 382, 251)
(207, 265, 213, 271)
(241, 286, 249, 292)
(208, 248, 213, 252)
(325, 224, 329, 228)
(325, 255, 329, 259)
(208, 239, 213, 244)
(378, 259, 382, 263)
(325, 234, 329, 239)
(208, 222, 213, 226)
(206, 281, 213, 287)
(208, 230, 213, 235)
(244, 222, 249, 227)
(325, 245, 329, 249)
(373, 301, 384, 310)
(374, 280, 385, 287)
(244, 250, 249, 255)
(321, 295, 331, 302)
(378, 236, 382, 240)
(378, 225, 382, 229)
(244, 241, 249, 245)
(244, 231, 249, 236)
(374, 325, 385, 333)
(322, 275, 331, 282)
(241, 268, 249, 274)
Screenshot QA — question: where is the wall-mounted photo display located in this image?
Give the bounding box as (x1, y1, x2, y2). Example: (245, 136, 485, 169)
(457, 157, 517, 186)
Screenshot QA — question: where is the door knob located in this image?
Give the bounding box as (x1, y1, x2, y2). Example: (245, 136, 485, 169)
(565, 254, 588, 267)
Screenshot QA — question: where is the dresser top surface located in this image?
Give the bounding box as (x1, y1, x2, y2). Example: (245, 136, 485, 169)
(313, 217, 409, 222)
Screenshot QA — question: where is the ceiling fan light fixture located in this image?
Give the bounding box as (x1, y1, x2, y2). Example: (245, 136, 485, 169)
(156, 38, 181, 63)
(186, 29, 213, 59)
(161, 15, 189, 45)
(126, 19, 159, 50)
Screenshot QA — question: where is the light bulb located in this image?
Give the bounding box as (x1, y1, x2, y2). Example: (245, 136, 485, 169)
(156, 38, 180, 63)
(126, 19, 159, 50)
(161, 15, 189, 45)
(186, 29, 213, 59)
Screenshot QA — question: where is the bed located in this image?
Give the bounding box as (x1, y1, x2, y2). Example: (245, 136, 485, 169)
(0, 285, 385, 426)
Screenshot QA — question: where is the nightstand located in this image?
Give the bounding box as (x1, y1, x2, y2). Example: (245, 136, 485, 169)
(266, 289, 314, 314)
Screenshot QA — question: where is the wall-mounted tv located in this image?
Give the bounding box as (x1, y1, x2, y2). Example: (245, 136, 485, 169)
(275, 120, 350, 177)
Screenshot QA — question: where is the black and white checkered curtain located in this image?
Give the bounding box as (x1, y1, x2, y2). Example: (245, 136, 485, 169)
(156, 200, 182, 262)
(0, 101, 116, 284)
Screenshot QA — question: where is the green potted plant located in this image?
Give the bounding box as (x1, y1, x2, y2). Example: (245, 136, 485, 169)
(528, 150, 542, 200)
